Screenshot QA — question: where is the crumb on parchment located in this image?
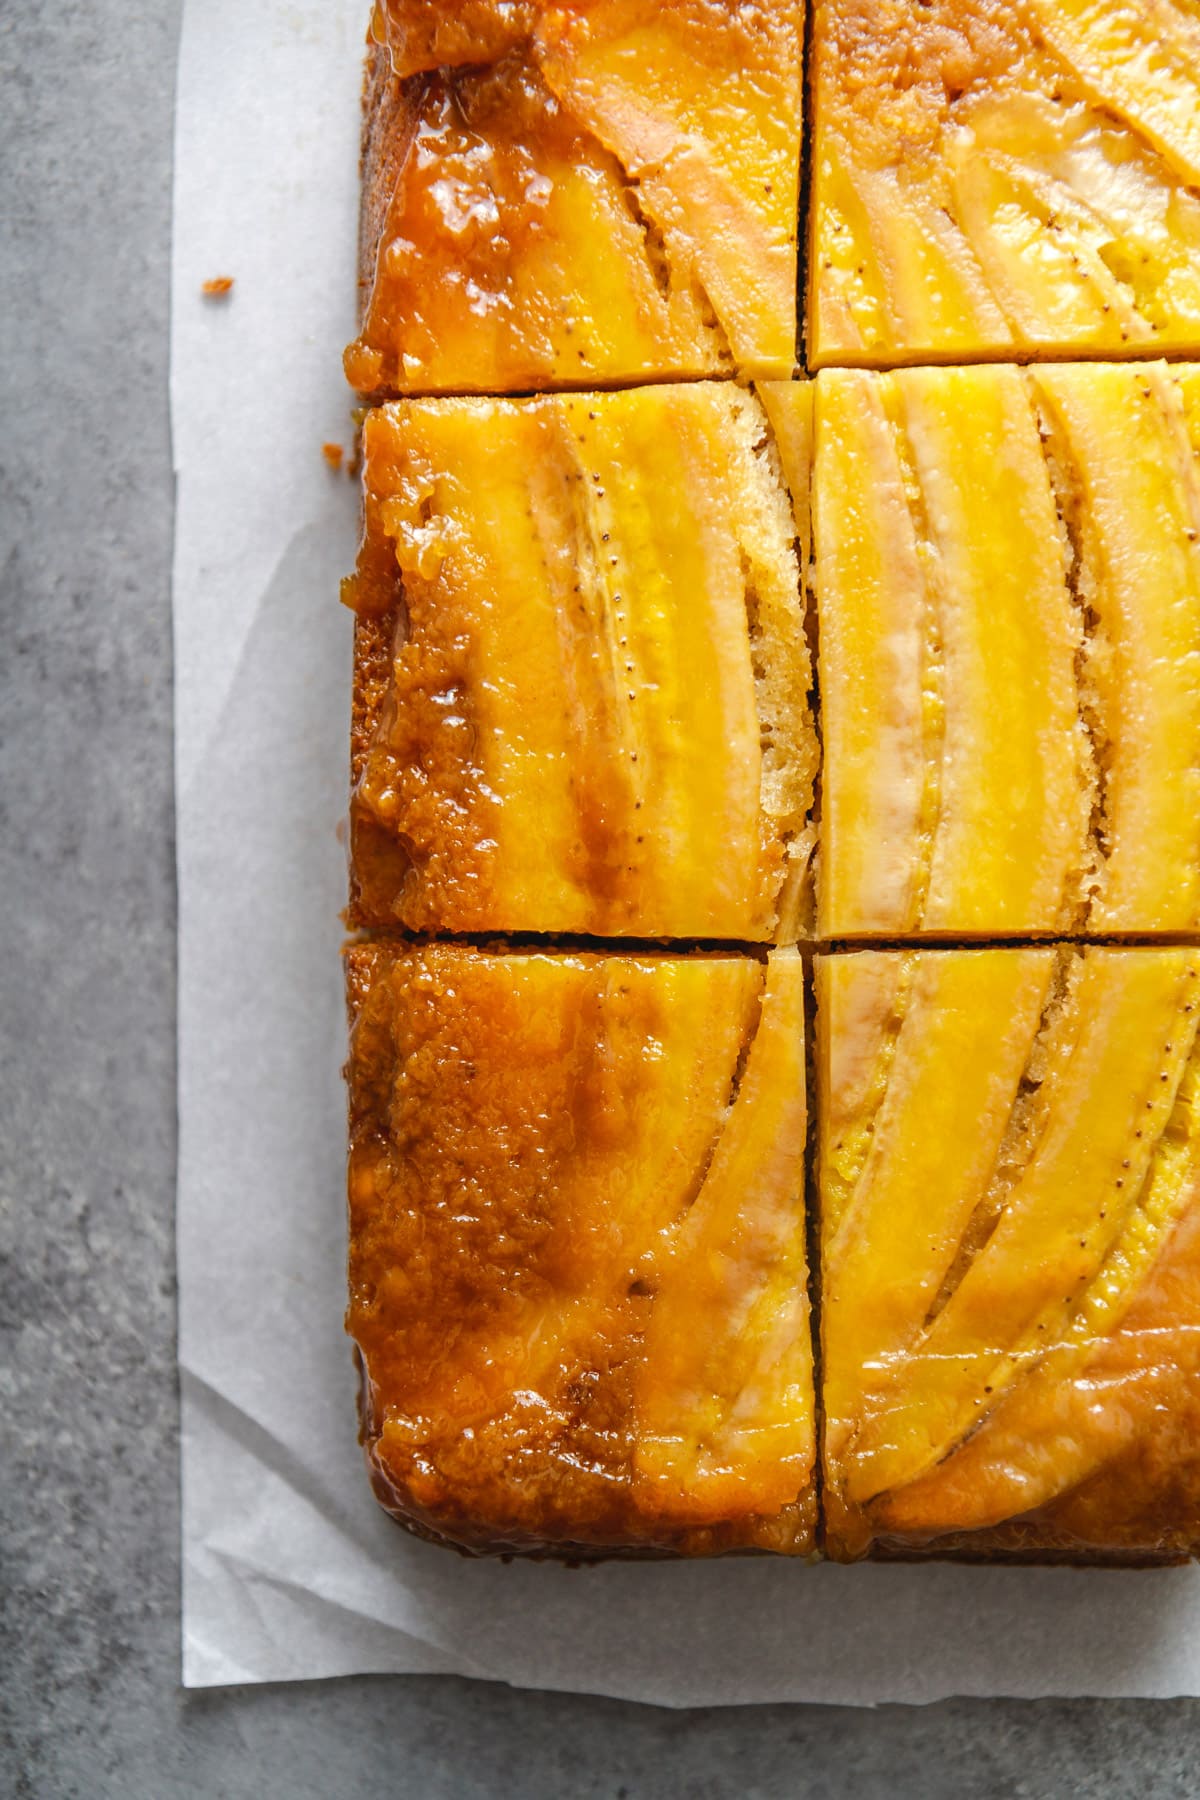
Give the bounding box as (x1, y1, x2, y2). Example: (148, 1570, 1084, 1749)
(323, 443, 345, 471)
(201, 276, 234, 298)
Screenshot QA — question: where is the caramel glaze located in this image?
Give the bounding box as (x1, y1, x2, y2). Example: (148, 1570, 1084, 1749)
(349, 48, 631, 396)
(369, 0, 538, 78)
(347, 0, 802, 395)
(869, 1197, 1200, 1565)
(345, 943, 816, 1557)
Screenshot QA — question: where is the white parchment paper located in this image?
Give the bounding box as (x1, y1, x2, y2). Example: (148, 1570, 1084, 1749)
(172, 0, 1200, 1698)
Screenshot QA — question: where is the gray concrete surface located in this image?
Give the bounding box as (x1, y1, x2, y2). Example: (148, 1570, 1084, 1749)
(2, 2, 1200, 1795)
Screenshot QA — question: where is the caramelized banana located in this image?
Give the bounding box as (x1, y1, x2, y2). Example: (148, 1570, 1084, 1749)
(814, 366, 1086, 937)
(634, 951, 813, 1524)
(810, 0, 1200, 365)
(820, 946, 1200, 1561)
(345, 944, 816, 1556)
(349, 0, 802, 394)
(813, 362, 1200, 937)
(347, 383, 816, 941)
(1030, 363, 1200, 931)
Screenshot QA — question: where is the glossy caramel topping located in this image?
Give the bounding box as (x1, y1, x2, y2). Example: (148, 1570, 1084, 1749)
(347, 0, 802, 394)
(819, 946, 1200, 1560)
(810, 0, 1200, 365)
(370, 0, 537, 75)
(347, 382, 816, 940)
(345, 944, 814, 1555)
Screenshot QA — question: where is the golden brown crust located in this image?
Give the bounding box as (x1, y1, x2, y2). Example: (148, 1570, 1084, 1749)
(344, 943, 816, 1558)
(356, 41, 420, 337)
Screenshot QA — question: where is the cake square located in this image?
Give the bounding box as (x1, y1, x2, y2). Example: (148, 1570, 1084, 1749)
(817, 945, 1200, 1563)
(808, 0, 1200, 368)
(813, 360, 1200, 939)
(345, 942, 816, 1557)
(346, 0, 803, 396)
(347, 381, 817, 941)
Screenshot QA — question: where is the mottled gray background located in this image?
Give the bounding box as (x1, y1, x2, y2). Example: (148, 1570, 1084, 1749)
(1, 3, 1199, 1794)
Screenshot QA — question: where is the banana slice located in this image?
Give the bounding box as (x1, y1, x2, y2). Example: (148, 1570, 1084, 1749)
(811, 0, 1200, 363)
(821, 945, 1200, 1561)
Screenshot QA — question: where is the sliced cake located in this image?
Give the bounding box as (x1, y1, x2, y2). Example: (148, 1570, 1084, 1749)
(346, 0, 803, 395)
(345, 942, 816, 1556)
(813, 361, 1200, 938)
(818, 945, 1200, 1562)
(809, 0, 1200, 367)
(347, 381, 817, 941)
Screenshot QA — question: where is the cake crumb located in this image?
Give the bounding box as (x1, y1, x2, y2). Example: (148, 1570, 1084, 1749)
(201, 276, 234, 298)
(323, 442, 345, 471)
